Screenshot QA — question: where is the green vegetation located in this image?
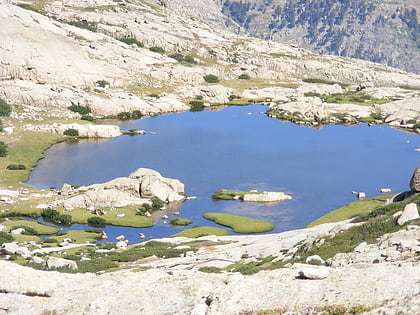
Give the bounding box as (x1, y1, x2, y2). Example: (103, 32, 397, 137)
(238, 73, 251, 80)
(95, 80, 110, 88)
(112, 110, 143, 120)
(170, 226, 230, 238)
(204, 213, 275, 233)
(302, 78, 348, 87)
(68, 105, 91, 115)
(63, 128, 79, 137)
(151, 198, 164, 209)
(6, 164, 27, 170)
(0, 142, 8, 157)
(203, 74, 220, 83)
(41, 209, 72, 225)
(1, 220, 58, 235)
(398, 85, 420, 91)
(0, 231, 14, 245)
(118, 37, 144, 47)
(0, 98, 12, 116)
(189, 100, 205, 111)
(149, 46, 165, 54)
(48, 230, 103, 244)
(68, 20, 98, 32)
(168, 54, 197, 64)
(255, 305, 372, 315)
(212, 189, 261, 201)
(307, 195, 390, 227)
(304, 91, 391, 106)
(170, 218, 192, 226)
(87, 216, 106, 226)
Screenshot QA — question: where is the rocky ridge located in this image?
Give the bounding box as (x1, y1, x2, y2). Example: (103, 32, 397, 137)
(0, 0, 419, 133)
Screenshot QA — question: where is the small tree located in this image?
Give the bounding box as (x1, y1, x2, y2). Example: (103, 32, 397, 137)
(0, 141, 8, 157)
(204, 74, 219, 83)
(63, 128, 79, 137)
(189, 100, 204, 112)
(151, 198, 164, 209)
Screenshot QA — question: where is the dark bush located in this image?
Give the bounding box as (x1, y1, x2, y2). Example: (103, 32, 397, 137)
(68, 105, 91, 115)
(0, 141, 7, 157)
(0, 231, 14, 245)
(95, 80, 110, 88)
(169, 53, 184, 62)
(6, 164, 27, 170)
(68, 20, 97, 32)
(194, 95, 203, 100)
(57, 214, 72, 225)
(43, 238, 58, 243)
(118, 37, 144, 47)
(81, 115, 94, 121)
(149, 46, 165, 53)
(238, 74, 250, 80)
(0, 99, 12, 116)
(204, 74, 219, 83)
(87, 216, 107, 226)
(151, 198, 164, 209)
(63, 129, 79, 137)
(189, 100, 205, 111)
(184, 55, 197, 64)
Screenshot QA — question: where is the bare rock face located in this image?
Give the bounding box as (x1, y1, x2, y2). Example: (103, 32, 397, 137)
(46, 257, 78, 270)
(397, 203, 419, 226)
(24, 123, 122, 138)
(63, 168, 185, 209)
(410, 166, 420, 193)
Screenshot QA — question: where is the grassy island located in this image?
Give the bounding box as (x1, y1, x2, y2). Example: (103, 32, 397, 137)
(212, 190, 262, 201)
(171, 226, 230, 238)
(204, 212, 275, 233)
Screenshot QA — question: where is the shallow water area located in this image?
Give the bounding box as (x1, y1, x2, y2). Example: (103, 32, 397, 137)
(26, 105, 420, 242)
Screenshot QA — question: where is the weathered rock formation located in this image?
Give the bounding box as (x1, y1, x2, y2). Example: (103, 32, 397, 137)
(24, 123, 122, 138)
(410, 166, 420, 192)
(62, 168, 185, 209)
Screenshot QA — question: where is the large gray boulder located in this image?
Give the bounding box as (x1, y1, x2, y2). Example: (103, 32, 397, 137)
(62, 168, 185, 209)
(410, 166, 420, 193)
(243, 191, 292, 203)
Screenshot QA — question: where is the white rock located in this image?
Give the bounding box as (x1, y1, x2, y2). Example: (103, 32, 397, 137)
(380, 188, 392, 193)
(116, 235, 125, 241)
(11, 228, 25, 235)
(305, 255, 325, 265)
(30, 256, 45, 265)
(190, 303, 208, 315)
(1, 242, 19, 255)
(15, 247, 31, 258)
(298, 267, 329, 279)
(116, 241, 128, 249)
(46, 257, 78, 270)
(243, 191, 292, 202)
(0, 224, 7, 231)
(397, 203, 419, 225)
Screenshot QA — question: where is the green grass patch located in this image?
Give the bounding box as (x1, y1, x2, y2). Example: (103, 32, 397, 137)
(1, 220, 59, 235)
(170, 218, 193, 226)
(48, 230, 103, 244)
(319, 92, 390, 106)
(11, 234, 42, 243)
(204, 213, 274, 233)
(398, 85, 420, 91)
(302, 78, 349, 88)
(307, 195, 390, 227)
(170, 226, 230, 238)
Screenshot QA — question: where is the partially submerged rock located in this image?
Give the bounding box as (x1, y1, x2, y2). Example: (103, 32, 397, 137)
(243, 191, 292, 203)
(62, 168, 186, 209)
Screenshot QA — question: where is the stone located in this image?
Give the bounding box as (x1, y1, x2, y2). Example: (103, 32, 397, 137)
(15, 247, 31, 258)
(298, 266, 329, 279)
(10, 228, 25, 235)
(116, 241, 128, 249)
(0, 224, 7, 231)
(397, 203, 419, 225)
(46, 257, 78, 270)
(1, 242, 19, 255)
(60, 183, 74, 195)
(116, 235, 125, 241)
(380, 188, 391, 193)
(242, 191, 292, 203)
(410, 166, 420, 192)
(30, 256, 45, 265)
(305, 255, 325, 265)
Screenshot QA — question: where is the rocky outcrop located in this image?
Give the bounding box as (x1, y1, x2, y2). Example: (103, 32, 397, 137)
(243, 191, 292, 203)
(46, 257, 78, 270)
(24, 123, 122, 138)
(397, 203, 419, 225)
(410, 166, 420, 192)
(62, 168, 185, 209)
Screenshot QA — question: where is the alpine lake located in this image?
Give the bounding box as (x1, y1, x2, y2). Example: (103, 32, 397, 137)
(25, 104, 420, 243)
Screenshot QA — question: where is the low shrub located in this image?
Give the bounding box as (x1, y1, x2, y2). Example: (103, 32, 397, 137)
(87, 216, 106, 226)
(41, 209, 72, 225)
(95, 80, 110, 88)
(151, 198, 164, 209)
(0, 141, 8, 157)
(204, 74, 219, 83)
(149, 46, 165, 53)
(184, 55, 196, 64)
(118, 37, 144, 47)
(238, 74, 250, 80)
(68, 20, 97, 32)
(63, 129, 79, 137)
(169, 53, 184, 62)
(0, 231, 14, 245)
(81, 115, 94, 122)
(189, 100, 205, 111)
(68, 105, 91, 115)
(6, 164, 27, 170)
(0, 98, 12, 116)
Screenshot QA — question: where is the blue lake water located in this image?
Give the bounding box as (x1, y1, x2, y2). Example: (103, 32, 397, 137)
(26, 105, 420, 242)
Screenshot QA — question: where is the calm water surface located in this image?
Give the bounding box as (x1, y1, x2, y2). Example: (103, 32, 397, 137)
(26, 105, 420, 241)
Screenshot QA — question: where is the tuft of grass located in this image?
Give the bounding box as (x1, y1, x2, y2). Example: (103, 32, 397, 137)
(170, 218, 192, 226)
(170, 226, 230, 238)
(204, 213, 274, 233)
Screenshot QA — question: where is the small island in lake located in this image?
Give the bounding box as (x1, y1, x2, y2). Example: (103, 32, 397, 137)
(212, 189, 292, 203)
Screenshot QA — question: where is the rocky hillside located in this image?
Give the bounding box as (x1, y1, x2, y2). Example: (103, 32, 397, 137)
(166, 0, 420, 74)
(0, 0, 419, 131)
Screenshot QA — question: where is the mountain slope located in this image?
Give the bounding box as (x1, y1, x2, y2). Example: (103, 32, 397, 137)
(169, 0, 420, 74)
